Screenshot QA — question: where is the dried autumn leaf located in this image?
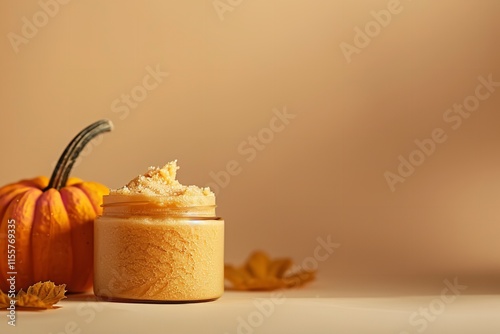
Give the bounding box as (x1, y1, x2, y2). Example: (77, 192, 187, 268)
(24, 281, 67, 306)
(245, 251, 270, 279)
(16, 292, 48, 309)
(225, 251, 316, 291)
(267, 258, 292, 279)
(283, 270, 316, 288)
(224, 265, 250, 290)
(0, 281, 66, 310)
(0, 290, 10, 308)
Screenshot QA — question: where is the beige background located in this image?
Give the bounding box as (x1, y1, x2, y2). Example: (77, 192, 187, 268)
(1, 0, 500, 293)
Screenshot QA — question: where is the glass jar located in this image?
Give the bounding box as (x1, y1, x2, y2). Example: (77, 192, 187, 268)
(93, 194, 224, 302)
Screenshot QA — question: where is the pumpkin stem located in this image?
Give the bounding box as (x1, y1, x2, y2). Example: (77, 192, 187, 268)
(45, 119, 113, 191)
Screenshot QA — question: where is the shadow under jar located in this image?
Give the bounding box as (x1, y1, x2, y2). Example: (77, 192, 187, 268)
(93, 194, 224, 303)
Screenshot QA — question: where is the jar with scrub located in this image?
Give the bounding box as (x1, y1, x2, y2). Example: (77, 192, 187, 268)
(93, 161, 224, 302)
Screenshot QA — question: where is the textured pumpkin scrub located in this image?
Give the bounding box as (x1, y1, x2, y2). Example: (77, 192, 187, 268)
(93, 161, 224, 302)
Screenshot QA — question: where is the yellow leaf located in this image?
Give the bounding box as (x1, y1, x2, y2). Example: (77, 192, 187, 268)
(268, 258, 292, 279)
(245, 251, 270, 279)
(25, 281, 67, 306)
(224, 265, 248, 290)
(0, 290, 10, 308)
(0, 281, 67, 310)
(16, 292, 48, 309)
(225, 251, 316, 291)
(283, 270, 316, 288)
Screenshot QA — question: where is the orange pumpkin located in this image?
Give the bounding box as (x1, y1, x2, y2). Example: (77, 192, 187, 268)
(0, 120, 112, 293)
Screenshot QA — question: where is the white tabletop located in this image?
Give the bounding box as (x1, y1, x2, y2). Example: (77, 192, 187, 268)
(2, 279, 500, 334)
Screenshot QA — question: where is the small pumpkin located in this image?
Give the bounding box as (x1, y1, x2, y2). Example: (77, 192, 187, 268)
(0, 120, 112, 292)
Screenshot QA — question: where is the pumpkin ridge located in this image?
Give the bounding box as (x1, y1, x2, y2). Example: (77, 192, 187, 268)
(60, 187, 95, 291)
(32, 189, 73, 285)
(4, 177, 48, 191)
(0, 189, 42, 291)
(0, 183, 31, 198)
(73, 182, 108, 215)
(0, 187, 32, 222)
